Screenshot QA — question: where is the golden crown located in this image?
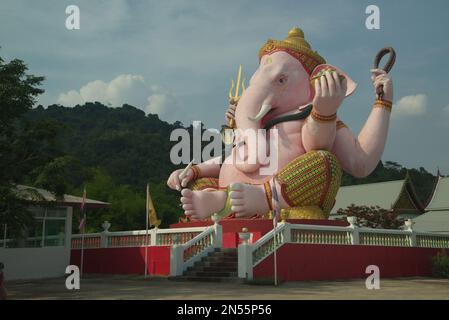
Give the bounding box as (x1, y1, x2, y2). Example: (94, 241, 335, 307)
(258, 27, 326, 74)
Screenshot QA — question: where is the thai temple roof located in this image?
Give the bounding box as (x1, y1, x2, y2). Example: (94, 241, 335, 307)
(425, 176, 449, 211)
(331, 175, 425, 215)
(15, 184, 109, 208)
(414, 175, 449, 233)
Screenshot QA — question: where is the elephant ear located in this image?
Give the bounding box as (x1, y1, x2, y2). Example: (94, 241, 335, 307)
(310, 64, 357, 97)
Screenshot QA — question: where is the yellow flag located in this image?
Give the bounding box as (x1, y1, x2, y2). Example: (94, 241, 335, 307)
(147, 184, 161, 228)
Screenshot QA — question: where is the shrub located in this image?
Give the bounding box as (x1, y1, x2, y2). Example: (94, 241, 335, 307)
(336, 204, 404, 229)
(431, 250, 449, 278)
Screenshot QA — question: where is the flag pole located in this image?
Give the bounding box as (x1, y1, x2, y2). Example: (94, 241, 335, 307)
(273, 219, 278, 286)
(80, 227, 85, 278)
(271, 177, 279, 286)
(144, 183, 149, 278)
(79, 187, 87, 278)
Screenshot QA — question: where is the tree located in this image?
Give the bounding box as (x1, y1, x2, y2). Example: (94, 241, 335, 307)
(336, 204, 404, 229)
(69, 169, 181, 233)
(0, 56, 69, 232)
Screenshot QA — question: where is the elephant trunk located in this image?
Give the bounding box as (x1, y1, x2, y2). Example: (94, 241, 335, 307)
(233, 85, 273, 173)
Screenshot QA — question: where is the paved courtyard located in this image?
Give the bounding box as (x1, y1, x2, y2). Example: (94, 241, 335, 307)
(4, 276, 449, 300)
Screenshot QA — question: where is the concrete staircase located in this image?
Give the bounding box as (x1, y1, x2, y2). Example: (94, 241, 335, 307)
(169, 248, 240, 282)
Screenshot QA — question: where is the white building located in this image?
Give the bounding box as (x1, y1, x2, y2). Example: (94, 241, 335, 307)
(0, 185, 108, 280)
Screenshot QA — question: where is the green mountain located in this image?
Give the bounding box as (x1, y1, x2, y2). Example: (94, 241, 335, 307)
(27, 103, 189, 231)
(25, 103, 437, 231)
(30, 102, 182, 187)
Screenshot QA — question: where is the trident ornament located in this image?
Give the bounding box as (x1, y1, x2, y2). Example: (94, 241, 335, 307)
(221, 65, 245, 145)
(228, 64, 246, 105)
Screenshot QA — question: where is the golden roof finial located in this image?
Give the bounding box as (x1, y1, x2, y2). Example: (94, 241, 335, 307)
(284, 27, 310, 49)
(258, 26, 325, 74)
(289, 26, 304, 36)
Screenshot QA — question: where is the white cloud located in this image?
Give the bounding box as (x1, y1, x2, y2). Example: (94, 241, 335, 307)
(392, 94, 428, 117)
(57, 74, 177, 121)
(443, 104, 449, 115)
(145, 93, 176, 116)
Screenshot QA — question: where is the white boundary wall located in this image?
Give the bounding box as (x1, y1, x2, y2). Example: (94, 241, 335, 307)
(0, 207, 73, 281)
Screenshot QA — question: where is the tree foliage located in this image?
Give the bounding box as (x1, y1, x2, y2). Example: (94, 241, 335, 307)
(337, 204, 404, 229)
(342, 161, 436, 205)
(0, 56, 70, 231)
(70, 169, 180, 232)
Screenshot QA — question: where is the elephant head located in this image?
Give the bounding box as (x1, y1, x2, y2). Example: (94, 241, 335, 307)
(233, 27, 356, 173)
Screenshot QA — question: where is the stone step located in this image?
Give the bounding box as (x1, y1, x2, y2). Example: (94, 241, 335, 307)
(185, 264, 237, 274)
(194, 258, 238, 266)
(179, 248, 239, 280)
(168, 276, 242, 283)
(185, 270, 238, 277)
(213, 251, 237, 257)
(205, 256, 238, 263)
(199, 266, 237, 272)
(206, 261, 238, 268)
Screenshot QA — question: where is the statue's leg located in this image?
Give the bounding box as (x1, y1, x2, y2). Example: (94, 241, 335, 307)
(188, 177, 220, 191)
(180, 177, 228, 221)
(276, 150, 342, 216)
(228, 150, 342, 218)
(181, 151, 342, 220)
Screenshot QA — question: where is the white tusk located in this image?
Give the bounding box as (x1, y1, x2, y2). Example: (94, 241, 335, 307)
(248, 104, 272, 122)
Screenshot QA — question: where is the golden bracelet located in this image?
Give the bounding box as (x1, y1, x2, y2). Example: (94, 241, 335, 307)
(190, 165, 201, 181)
(373, 99, 392, 112)
(336, 120, 347, 130)
(310, 109, 337, 123)
(264, 181, 273, 211)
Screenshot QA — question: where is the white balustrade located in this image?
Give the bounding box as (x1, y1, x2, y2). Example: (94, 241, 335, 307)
(71, 221, 208, 249)
(170, 214, 222, 276)
(237, 217, 449, 280)
(67, 218, 449, 280)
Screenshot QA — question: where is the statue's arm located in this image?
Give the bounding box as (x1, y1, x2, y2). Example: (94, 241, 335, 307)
(302, 117, 336, 151)
(332, 68, 393, 178)
(302, 70, 344, 151)
(195, 156, 222, 178)
(332, 108, 391, 178)
(167, 156, 222, 190)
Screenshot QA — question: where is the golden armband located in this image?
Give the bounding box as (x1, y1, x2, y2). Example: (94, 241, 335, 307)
(310, 109, 337, 123)
(336, 120, 347, 130)
(190, 165, 201, 181)
(373, 99, 393, 112)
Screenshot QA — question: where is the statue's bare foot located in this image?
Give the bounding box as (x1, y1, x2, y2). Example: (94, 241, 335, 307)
(229, 183, 270, 218)
(180, 189, 227, 220)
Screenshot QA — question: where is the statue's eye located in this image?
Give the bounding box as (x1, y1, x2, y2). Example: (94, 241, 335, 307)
(277, 75, 288, 85)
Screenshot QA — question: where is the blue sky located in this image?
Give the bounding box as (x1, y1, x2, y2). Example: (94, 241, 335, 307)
(1, 0, 449, 173)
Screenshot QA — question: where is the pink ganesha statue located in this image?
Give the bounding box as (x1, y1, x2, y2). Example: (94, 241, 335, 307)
(167, 27, 393, 221)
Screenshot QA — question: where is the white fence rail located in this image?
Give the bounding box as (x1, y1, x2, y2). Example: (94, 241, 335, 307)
(238, 218, 449, 280)
(170, 219, 222, 276)
(71, 225, 207, 249)
(69, 217, 222, 277)
(1, 234, 65, 248)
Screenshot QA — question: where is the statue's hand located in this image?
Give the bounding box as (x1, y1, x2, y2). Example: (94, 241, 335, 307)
(225, 103, 237, 123)
(312, 70, 347, 115)
(167, 168, 195, 191)
(371, 68, 393, 102)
